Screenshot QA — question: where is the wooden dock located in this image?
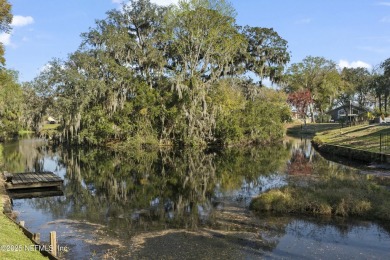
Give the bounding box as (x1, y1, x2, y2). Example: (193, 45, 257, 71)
(4, 171, 63, 191)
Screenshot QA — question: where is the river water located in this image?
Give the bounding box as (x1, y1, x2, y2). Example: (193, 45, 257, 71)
(2, 137, 390, 259)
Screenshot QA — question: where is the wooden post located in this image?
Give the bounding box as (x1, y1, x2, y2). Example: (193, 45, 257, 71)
(33, 233, 40, 244)
(19, 221, 25, 227)
(50, 231, 57, 257)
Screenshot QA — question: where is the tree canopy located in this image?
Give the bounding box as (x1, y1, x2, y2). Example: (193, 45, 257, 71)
(0, 69, 23, 140)
(5, 0, 390, 143)
(283, 56, 341, 122)
(28, 0, 291, 147)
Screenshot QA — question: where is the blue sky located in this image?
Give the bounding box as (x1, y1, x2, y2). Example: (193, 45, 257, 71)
(2, 0, 390, 82)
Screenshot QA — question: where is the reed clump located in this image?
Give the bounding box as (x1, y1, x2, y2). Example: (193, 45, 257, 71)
(250, 174, 390, 221)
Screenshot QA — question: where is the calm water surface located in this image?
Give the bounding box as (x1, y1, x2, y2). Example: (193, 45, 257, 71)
(2, 137, 390, 259)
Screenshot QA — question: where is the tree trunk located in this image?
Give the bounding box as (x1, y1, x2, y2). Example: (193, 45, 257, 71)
(310, 104, 315, 123)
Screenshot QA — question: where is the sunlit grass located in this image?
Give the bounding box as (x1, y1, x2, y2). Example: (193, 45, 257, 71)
(286, 123, 341, 136)
(38, 124, 61, 139)
(41, 124, 60, 130)
(19, 124, 61, 137)
(314, 124, 390, 153)
(18, 130, 34, 135)
(0, 181, 47, 259)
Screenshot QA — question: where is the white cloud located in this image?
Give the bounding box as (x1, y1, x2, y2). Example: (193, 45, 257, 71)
(338, 60, 372, 70)
(112, 0, 178, 5)
(150, 0, 179, 5)
(295, 18, 311, 24)
(0, 33, 11, 45)
(11, 15, 34, 27)
(0, 16, 34, 47)
(378, 2, 390, 6)
(381, 16, 390, 23)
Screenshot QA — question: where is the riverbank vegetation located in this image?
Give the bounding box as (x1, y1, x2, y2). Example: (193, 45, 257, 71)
(250, 165, 390, 221)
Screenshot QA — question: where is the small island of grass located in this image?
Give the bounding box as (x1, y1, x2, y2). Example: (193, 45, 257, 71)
(250, 172, 390, 221)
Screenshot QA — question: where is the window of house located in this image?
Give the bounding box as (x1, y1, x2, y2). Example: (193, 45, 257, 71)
(338, 109, 346, 117)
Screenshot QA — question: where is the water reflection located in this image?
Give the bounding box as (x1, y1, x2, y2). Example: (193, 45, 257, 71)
(265, 217, 390, 259)
(3, 138, 390, 259)
(20, 144, 290, 232)
(2, 138, 47, 172)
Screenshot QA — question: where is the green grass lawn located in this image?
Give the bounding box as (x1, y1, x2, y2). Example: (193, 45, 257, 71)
(0, 179, 47, 260)
(286, 122, 341, 136)
(313, 124, 390, 154)
(19, 124, 61, 138)
(41, 124, 60, 131)
(37, 124, 61, 139)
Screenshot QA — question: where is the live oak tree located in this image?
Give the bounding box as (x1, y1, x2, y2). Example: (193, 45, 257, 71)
(239, 26, 290, 86)
(30, 0, 291, 147)
(378, 58, 390, 113)
(164, 0, 246, 145)
(351, 68, 372, 108)
(0, 69, 23, 140)
(283, 56, 340, 122)
(0, 1, 25, 140)
(337, 67, 371, 115)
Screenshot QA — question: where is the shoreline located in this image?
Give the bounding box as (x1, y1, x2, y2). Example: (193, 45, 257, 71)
(310, 123, 390, 165)
(0, 173, 53, 259)
(313, 142, 390, 164)
(250, 123, 390, 221)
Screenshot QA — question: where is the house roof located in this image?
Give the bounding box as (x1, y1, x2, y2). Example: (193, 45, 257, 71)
(327, 104, 369, 114)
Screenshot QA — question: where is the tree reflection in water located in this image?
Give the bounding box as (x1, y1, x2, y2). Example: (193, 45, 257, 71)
(25, 144, 289, 234)
(4, 138, 390, 259)
(2, 138, 48, 172)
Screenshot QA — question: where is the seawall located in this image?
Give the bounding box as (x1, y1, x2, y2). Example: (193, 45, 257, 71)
(313, 143, 390, 163)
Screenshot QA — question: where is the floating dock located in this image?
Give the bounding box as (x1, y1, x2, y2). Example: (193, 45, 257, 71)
(4, 171, 63, 191)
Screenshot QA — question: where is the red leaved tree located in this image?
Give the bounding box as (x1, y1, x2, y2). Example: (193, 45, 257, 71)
(287, 89, 313, 125)
(287, 150, 313, 176)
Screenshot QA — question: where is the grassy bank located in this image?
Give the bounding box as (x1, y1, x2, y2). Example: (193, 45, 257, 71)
(250, 173, 390, 221)
(313, 124, 390, 154)
(0, 178, 47, 260)
(39, 124, 60, 137)
(286, 122, 340, 136)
